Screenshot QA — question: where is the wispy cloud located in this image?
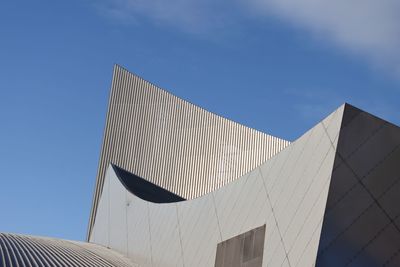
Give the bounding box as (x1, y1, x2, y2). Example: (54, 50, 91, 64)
(98, 0, 400, 75)
(97, 0, 241, 34)
(246, 0, 400, 76)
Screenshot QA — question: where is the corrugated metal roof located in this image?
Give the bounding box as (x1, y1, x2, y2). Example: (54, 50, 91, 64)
(0, 233, 139, 267)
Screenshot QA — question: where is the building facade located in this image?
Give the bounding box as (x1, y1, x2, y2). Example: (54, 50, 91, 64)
(88, 65, 290, 237)
(2, 65, 400, 267)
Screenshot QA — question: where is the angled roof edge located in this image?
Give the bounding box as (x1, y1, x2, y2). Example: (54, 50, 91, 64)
(113, 64, 291, 143)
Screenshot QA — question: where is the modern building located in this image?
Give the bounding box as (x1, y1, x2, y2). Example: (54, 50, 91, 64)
(1, 65, 400, 267)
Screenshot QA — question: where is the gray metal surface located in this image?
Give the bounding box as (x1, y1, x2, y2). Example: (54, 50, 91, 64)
(0, 233, 139, 267)
(91, 104, 400, 266)
(316, 105, 400, 267)
(89, 105, 345, 266)
(88, 65, 290, 239)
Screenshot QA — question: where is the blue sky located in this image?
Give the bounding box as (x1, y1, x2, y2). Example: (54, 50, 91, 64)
(0, 0, 399, 241)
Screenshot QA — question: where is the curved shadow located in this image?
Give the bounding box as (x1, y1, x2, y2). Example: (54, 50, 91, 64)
(112, 164, 186, 203)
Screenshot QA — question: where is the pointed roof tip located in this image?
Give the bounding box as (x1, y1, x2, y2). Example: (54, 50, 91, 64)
(335, 102, 370, 121)
(113, 64, 128, 72)
(342, 102, 359, 109)
(339, 103, 364, 128)
(112, 64, 124, 74)
(112, 64, 144, 80)
(342, 102, 364, 113)
(339, 102, 361, 111)
(112, 65, 147, 82)
(340, 102, 399, 129)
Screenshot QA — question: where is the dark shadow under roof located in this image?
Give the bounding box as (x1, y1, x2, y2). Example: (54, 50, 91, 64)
(112, 164, 186, 203)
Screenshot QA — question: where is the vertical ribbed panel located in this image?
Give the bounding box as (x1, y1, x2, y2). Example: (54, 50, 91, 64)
(88, 65, 290, 239)
(0, 233, 138, 267)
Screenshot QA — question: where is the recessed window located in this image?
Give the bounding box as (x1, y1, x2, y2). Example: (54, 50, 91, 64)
(215, 225, 266, 267)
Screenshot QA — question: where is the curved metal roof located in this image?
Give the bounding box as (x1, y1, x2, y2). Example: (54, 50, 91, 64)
(89, 65, 290, 239)
(0, 233, 139, 267)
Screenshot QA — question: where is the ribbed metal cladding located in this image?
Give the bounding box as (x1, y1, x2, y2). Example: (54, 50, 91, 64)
(88, 65, 290, 239)
(0, 233, 138, 267)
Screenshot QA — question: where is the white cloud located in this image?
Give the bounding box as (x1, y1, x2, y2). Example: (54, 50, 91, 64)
(98, 0, 240, 34)
(99, 0, 400, 75)
(245, 0, 400, 75)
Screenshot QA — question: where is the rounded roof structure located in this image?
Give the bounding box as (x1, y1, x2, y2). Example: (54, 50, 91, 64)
(0, 233, 138, 267)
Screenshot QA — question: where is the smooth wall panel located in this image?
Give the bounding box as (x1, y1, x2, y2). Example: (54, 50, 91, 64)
(178, 197, 222, 267)
(148, 204, 183, 267)
(214, 171, 269, 242)
(109, 170, 128, 256)
(90, 168, 110, 247)
(126, 196, 153, 267)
